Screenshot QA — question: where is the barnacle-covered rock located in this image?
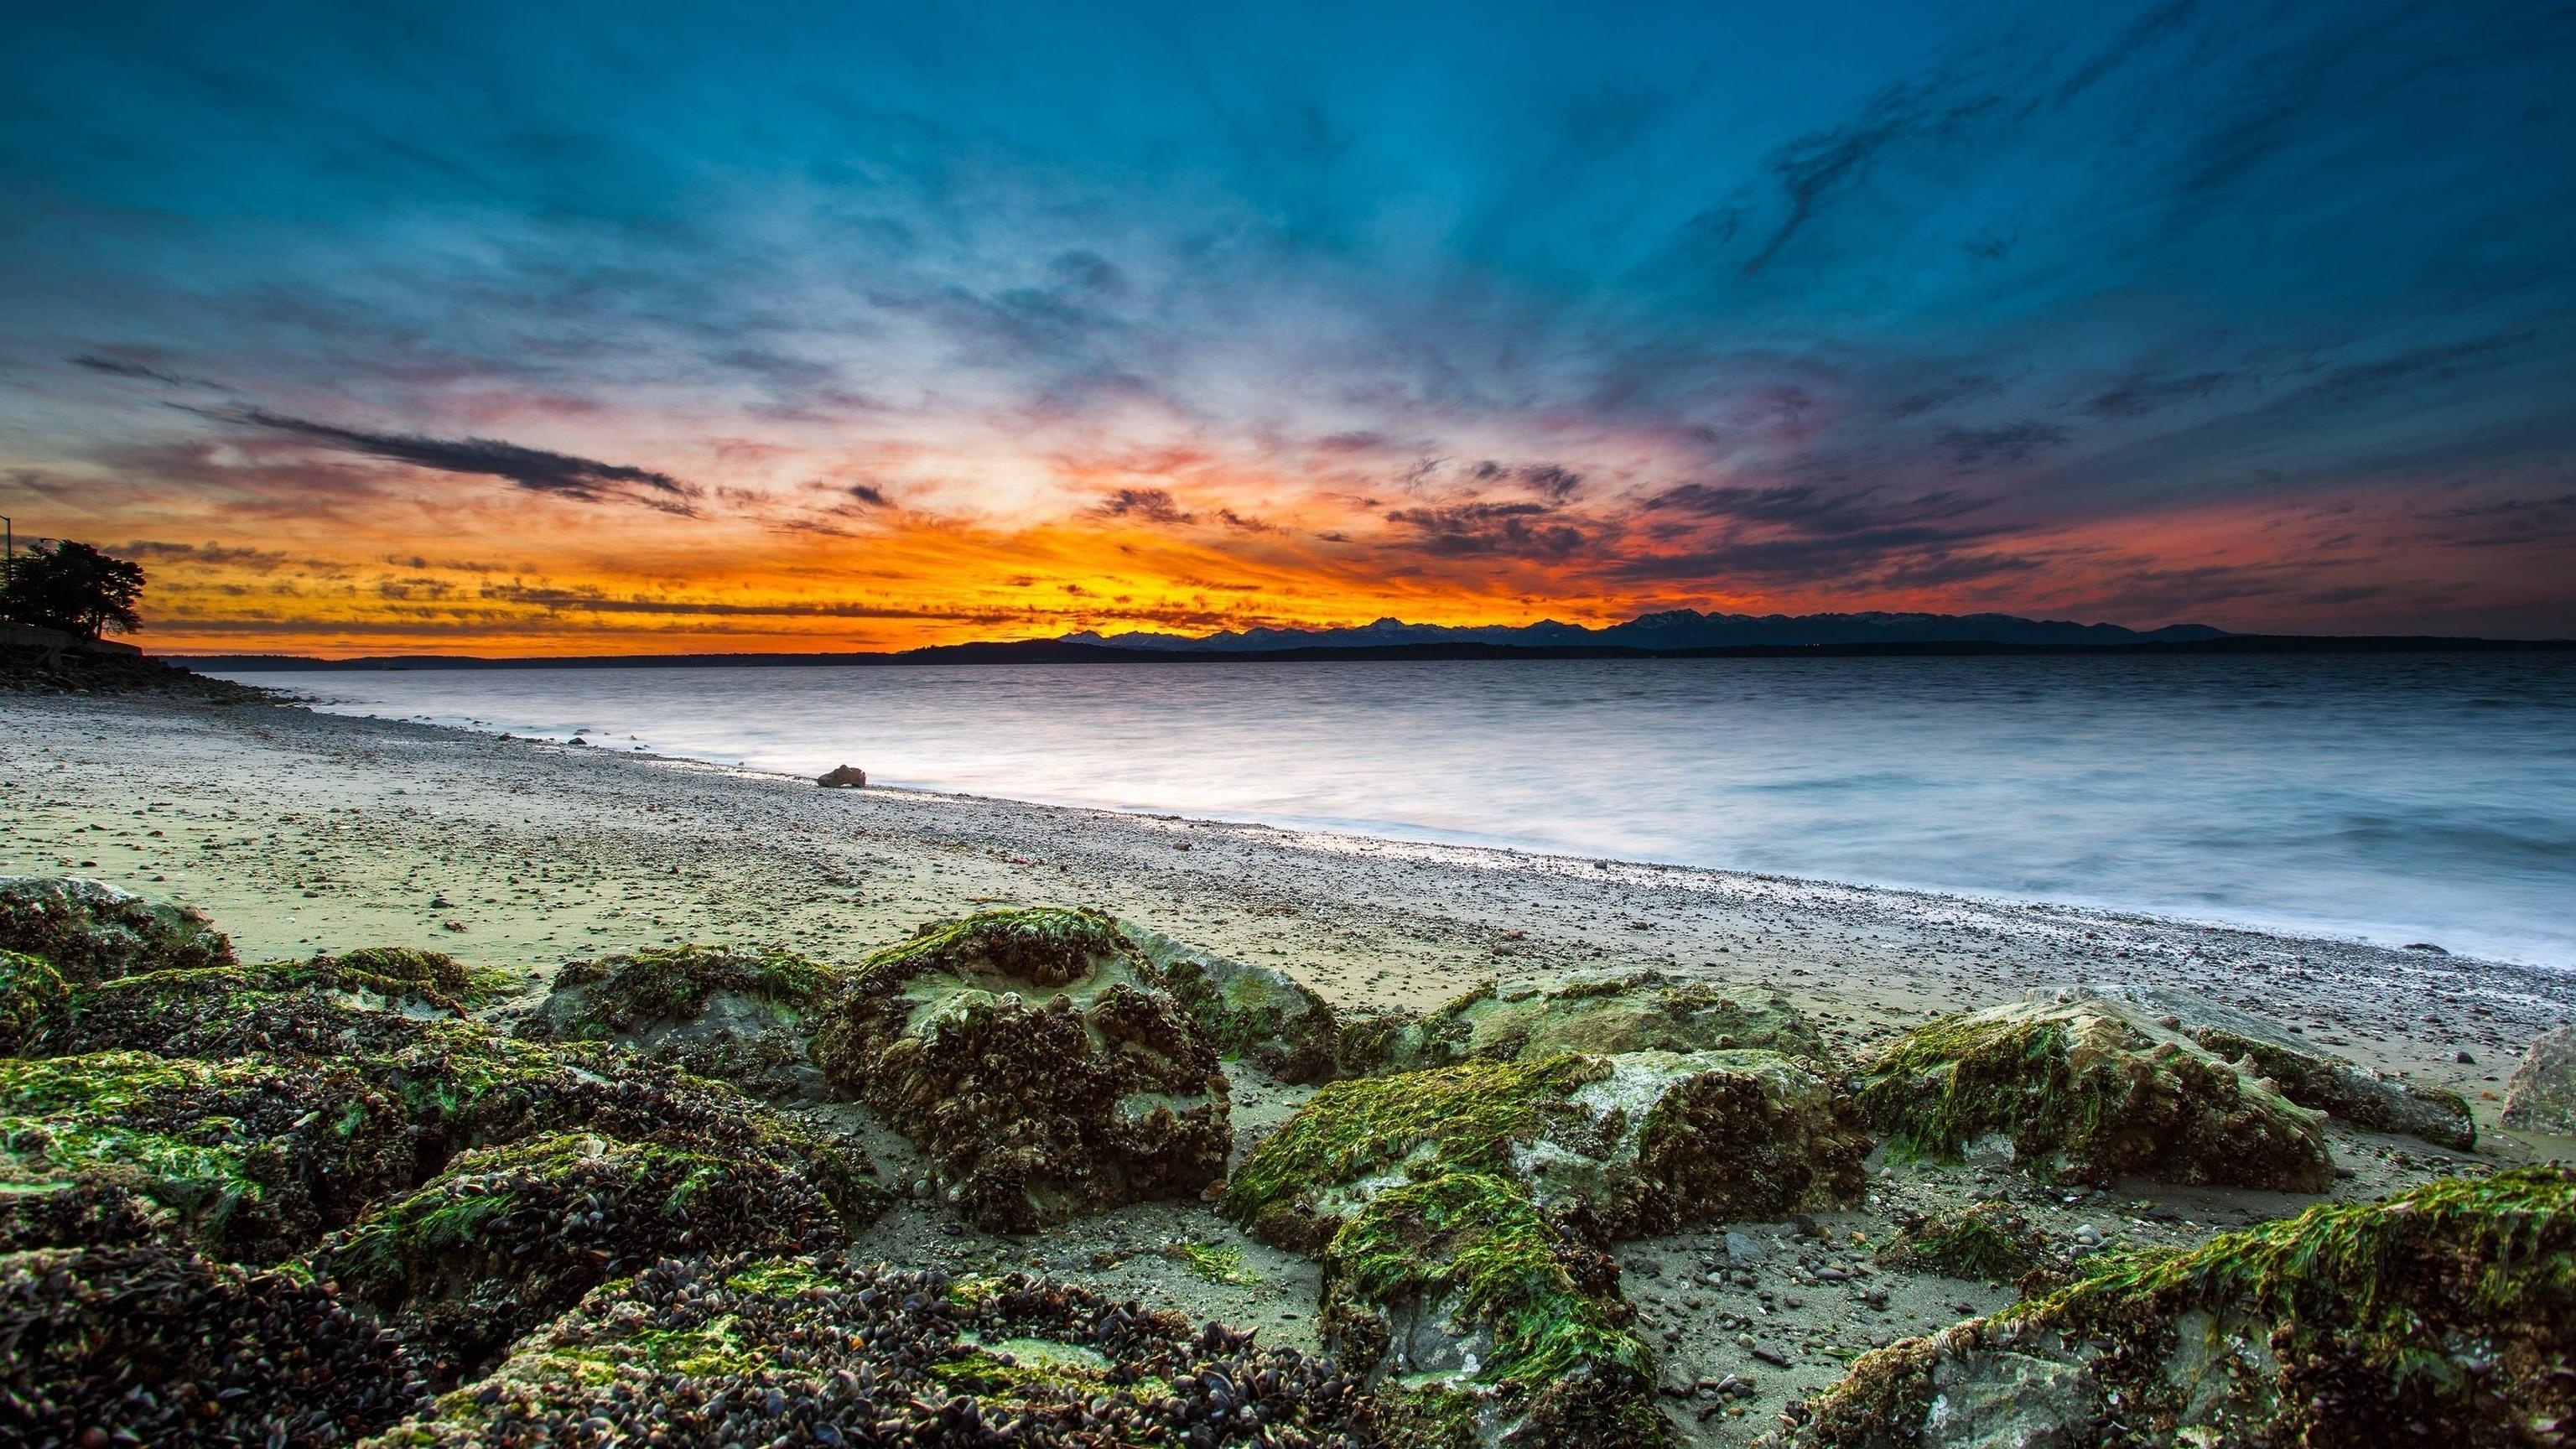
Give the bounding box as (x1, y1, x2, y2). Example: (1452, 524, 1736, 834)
(2501, 1025, 2576, 1135)
(364, 1255, 1374, 1448)
(1362, 970, 1828, 1076)
(1128, 927, 1347, 1083)
(517, 943, 838, 1097)
(21, 955, 480, 1060)
(1872, 1199, 2059, 1289)
(1322, 1171, 1663, 1449)
(0, 948, 68, 1052)
(0, 875, 232, 982)
(811, 908, 1229, 1232)
(1, 1240, 433, 1447)
(1227, 1050, 1867, 1249)
(1784, 1167, 2576, 1448)
(322, 1130, 847, 1375)
(2078, 983, 2476, 1150)
(1855, 995, 2333, 1190)
(0, 1051, 428, 1262)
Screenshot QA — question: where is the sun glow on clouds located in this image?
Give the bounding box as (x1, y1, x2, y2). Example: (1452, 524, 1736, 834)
(3, 0, 2574, 651)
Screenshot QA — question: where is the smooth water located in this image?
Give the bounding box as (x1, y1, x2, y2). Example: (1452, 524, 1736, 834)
(226, 654, 2576, 967)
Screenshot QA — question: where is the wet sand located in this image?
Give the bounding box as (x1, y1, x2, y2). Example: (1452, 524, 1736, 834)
(7, 689, 2572, 1442)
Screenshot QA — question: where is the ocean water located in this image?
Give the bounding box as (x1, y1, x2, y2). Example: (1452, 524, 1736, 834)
(225, 653, 2576, 968)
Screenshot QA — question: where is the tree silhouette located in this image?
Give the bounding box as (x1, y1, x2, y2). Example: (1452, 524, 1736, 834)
(2, 541, 147, 640)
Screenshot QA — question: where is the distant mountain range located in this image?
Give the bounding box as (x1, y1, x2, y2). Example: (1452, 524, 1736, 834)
(1062, 610, 2230, 652)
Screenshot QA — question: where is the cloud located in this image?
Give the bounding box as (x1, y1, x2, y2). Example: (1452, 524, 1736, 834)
(1934, 421, 2071, 470)
(114, 539, 293, 570)
(1093, 486, 1195, 524)
(70, 354, 219, 389)
(2083, 371, 2232, 418)
(1383, 500, 1590, 559)
(1742, 76, 2007, 273)
(843, 482, 891, 507)
(189, 407, 702, 514)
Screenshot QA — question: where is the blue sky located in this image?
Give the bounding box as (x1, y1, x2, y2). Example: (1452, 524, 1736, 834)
(3, 0, 2572, 650)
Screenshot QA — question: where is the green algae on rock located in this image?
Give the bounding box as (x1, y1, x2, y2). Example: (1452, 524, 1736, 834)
(518, 942, 839, 1098)
(2501, 1025, 2576, 1135)
(1127, 926, 1348, 1083)
(1783, 1166, 2576, 1448)
(363, 1254, 1374, 1448)
(1854, 995, 2333, 1191)
(2078, 983, 2477, 1150)
(1368, 971, 1830, 1076)
(1228, 1049, 1867, 1249)
(0, 875, 233, 983)
(0, 949, 67, 1052)
(811, 907, 1230, 1233)
(23, 954, 484, 1061)
(1322, 1170, 1664, 1449)
(1, 1239, 432, 1446)
(1872, 1199, 2059, 1289)
(323, 1129, 849, 1376)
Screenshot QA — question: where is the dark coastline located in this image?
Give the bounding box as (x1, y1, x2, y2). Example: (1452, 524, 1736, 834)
(177, 633, 2576, 671)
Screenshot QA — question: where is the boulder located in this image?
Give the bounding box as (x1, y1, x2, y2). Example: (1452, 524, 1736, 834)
(809, 907, 1230, 1232)
(518, 943, 839, 1098)
(0, 876, 232, 983)
(1125, 926, 1346, 1083)
(2080, 983, 2475, 1149)
(367, 1255, 1372, 1448)
(816, 764, 868, 788)
(1784, 1167, 2576, 1448)
(1323, 1171, 1662, 1449)
(1226, 1049, 1869, 1249)
(321, 1130, 847, 1375)
(1364, 969, 1828, 1074)
(2501, 1025, 2576, 1134)
(23, 953, 485, 1060)
(1855, 995, 2333, 1191)
(1, 1241, 432, 1446)
(1873, 1199, 2059, 1288)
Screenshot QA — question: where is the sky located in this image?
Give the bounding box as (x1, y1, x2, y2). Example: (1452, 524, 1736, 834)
(3, 0, 2572, 654)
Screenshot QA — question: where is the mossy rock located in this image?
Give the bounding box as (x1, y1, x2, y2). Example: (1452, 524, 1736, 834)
(519, 943, 838, 1098)
(1855, 996, 2333, 1191)
(1789, 1166, 2576, 1447)
(23, 956, 481, 1060)
(1227, 1049, 1867, 1249)
(0, 875, 232, 983)
(322, 1130, 848, 1376)
(2078, 984, 2475, 1150)
(1322, 1171, 1665, 1449)
(0, 1161, 179, 1253)
(1127, 926, 1346, 1083)
(1, 1240, 432, 1446)
(810, 908, 1229, 1233)
(0, 949, 68, 1052)
(1, 1051, 431, 1262)
(1874, 1199, 2059, 1288)
(2502, 1026, 2576, 1135)
(364, 1254, 1371, 1447)
(1368, 971, 1829, 1075)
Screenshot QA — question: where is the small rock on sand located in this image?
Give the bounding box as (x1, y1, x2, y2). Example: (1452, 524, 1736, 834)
(815, 765, 867, 788)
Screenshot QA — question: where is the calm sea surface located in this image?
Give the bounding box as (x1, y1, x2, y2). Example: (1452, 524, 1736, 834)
(221, 654, 2576, 968)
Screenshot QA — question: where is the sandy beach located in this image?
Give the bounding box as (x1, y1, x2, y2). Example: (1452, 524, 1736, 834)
(8, 688, 2573, 1443)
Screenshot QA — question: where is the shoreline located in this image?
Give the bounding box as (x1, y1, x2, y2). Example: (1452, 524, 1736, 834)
(7, 689, 2569, 1109)
(271, 682, 2574, 974)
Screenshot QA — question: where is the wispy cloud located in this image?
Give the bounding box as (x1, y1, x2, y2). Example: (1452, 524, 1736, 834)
(192, 407, 703, 515)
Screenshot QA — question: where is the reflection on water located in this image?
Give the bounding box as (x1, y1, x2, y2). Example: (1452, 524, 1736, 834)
(226, 653, 2576, 967)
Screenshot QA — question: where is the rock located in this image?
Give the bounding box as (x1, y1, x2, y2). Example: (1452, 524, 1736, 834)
(1362, 969, 1829, 1075)
(2501, 1026, 2576, 1134)
(0, 949, 68, 1053)
(0, 876, 232, 983)
(1226, 1049, 1868, 1250)
(1785, 1167, 2576, 1447)
(2078, 983, 2476, 1150)
(518, 943, 839, 1098)
(1873, 1201, 2056, 1288)
(1855, 994, 2333, 1191)
(1, 1241, 432, 1445)
(1124, 926, 1345, 1083)
(1322, 1171, 1664, 1449)
(369, 1255, 1373, 1448)
(815, 764, 868, 788)
(808, 907, 1230, 1233)
(1725, 1230, 1768, 1265)
(21, 953, 485, 1060)
(320, 1130, 847, 1375)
